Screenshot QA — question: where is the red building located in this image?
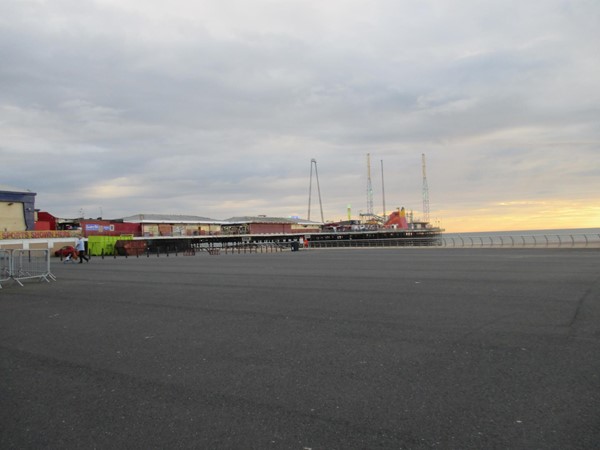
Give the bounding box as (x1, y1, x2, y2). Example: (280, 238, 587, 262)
(80, 219, 141, 237)
(34, 212, 141, 237)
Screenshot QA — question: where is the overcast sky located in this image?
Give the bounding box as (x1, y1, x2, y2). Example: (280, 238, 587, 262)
(1, 0, 599, 231)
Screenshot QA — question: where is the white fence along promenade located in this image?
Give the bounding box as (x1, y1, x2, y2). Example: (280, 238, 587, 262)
(441, 233, 600, 248)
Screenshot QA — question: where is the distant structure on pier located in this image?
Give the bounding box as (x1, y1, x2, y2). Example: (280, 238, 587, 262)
(307, 158, 324, 223)
(366, 153, 374, 217)
(422, 153, 430, 223)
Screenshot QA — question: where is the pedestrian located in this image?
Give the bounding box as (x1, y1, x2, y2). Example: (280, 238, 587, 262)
(75, 236, 89, 263)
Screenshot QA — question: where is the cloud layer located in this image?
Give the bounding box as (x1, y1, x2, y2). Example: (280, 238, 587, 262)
(1, 0, 599, 231)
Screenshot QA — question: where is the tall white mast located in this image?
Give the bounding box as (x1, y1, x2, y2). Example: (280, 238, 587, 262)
(422, 153, 430, 223)
(308, 158, 324, 222)
(366, 153, 374, 217)
(381, 159, 386, 219)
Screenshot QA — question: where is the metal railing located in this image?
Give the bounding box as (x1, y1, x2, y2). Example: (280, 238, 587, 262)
(0, 249, 55, 288)
(441, 233, 600, 248)
(92, 240, 293, 259)
(303, 233, 600, 249)
(307, 237, 441, 248)
(0, 250, 11, 288)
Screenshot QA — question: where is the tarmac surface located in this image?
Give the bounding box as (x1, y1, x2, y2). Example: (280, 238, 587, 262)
(1, 248, 599, 449)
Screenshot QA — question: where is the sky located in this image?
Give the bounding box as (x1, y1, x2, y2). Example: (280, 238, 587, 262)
(1, 0, 599, 232)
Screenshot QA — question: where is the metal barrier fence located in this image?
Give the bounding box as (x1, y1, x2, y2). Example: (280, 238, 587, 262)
(92, 240, 293, 259)
(190, 242, 289, 255)
(0, 249, 55, 288)
(303, 233, 600, 249)
(308, 237, 441, 248)
(0, 250, 11, 288)
(441, 233, 600, 248)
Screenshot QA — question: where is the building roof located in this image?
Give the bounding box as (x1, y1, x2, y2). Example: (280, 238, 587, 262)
(0, 185, 35, 194)
(224, 216, 323, 225)
(290, 218, 324, 226)
(225, 216, 295, 224)
(120, 214, 221, 224)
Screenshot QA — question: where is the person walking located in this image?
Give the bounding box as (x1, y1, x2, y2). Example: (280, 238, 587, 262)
(76, 236, 89, 263)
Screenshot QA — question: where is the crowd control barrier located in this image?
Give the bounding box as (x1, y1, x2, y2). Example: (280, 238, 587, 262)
(0, 249, 55, 287)
(0, 250, 11, 288)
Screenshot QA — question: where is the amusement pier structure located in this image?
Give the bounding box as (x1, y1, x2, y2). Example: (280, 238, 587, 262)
(308, 207, 442, 248)
(121, 208, 444, 256)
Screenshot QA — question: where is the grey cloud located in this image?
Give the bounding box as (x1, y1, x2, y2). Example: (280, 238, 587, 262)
(1, 0, 599, 227)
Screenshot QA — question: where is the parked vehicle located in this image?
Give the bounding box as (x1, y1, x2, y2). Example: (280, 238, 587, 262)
(54, 245, 77, 258)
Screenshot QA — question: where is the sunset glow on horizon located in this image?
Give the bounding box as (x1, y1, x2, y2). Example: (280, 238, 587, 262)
(435, 199, 600, 233)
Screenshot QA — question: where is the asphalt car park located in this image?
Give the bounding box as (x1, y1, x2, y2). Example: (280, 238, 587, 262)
(1, 248, 599, 449)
